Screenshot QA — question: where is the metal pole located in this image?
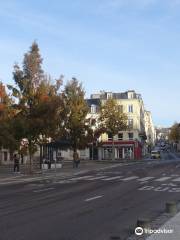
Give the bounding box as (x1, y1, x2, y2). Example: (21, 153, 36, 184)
(54, 147, 57, 179)
(92, 142, 94, 160)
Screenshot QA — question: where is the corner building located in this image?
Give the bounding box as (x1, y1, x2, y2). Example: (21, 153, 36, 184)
(87, 90, 153, 160)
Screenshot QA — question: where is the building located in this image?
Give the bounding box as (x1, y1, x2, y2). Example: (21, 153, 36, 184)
(0, 89, 155, 164)
(156, 126, 171, 141)
(86, 90, 154, 160)
(144, 110, 156, 152)
(0, 148, 12, 165)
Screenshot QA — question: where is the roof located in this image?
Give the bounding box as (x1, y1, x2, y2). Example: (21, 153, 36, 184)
(86, 98, 101, 107)
(43, 139, 71, 149)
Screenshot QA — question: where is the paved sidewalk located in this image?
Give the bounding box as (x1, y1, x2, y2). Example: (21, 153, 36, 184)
(0, 159, 148, 179)
(146, 212, 180, 240)
(0, 161, 124, 185)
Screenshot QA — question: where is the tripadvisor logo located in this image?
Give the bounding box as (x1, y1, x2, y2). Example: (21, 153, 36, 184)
(135, 227, 144, 236)
(135, 227, 174, 236)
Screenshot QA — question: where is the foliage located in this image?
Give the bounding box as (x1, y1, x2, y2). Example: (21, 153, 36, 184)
(7, 42, 63, 163)
(98, 98, 128, 160)
(99, 98, 128, 136)
(0, 82, 18, 152)
(61, 78, 90, 154)
(169, 123, 180, 143)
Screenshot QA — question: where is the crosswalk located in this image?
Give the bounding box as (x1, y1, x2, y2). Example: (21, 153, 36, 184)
(172, 177, 180, 182)
(65, 174, 180, 185)
(2, 172, 180, 187)
(137, 177, 154, 182)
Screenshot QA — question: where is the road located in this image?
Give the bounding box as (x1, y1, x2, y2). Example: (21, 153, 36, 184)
(1, 152, 180, 240)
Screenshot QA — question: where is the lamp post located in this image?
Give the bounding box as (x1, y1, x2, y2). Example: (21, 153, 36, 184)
(91, 126, 95, 160)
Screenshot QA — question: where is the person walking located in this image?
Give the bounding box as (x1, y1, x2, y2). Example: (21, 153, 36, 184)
(73, 151, 80, 168)
(13, 154, 20, 173)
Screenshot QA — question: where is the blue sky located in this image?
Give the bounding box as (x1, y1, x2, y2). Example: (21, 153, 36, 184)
(0, 0, 180, 127)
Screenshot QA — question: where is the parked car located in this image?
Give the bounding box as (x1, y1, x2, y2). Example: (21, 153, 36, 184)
(151, 150, 161, 159)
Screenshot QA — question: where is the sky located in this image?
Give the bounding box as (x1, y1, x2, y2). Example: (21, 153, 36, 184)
(0, 0, 180, 127)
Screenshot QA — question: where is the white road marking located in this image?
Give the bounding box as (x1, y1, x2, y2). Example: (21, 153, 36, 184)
(33, 187, 55, 193)
(154, 177, 172, 182)
(102, 176, 123, 181)
(138, 186, 154, 191)
(137, 177, 155, 182)
(154, 186, 169, 192)
(172, 177, 180, 182)
(121, 176, 139, 181)
(162, 183, 177, 187)
(86, 176, 108, 180)
(85, 195, 103, 202)
(169, 188, 180, 193)
(55, 180, 73, 184)
(69, 175, 93, 181)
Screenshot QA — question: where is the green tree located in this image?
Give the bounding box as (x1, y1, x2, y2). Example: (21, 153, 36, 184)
(8, 42, 63, 169)
(0, 82, 18, 154)
(169, 123, 180, 143)
(99, 98, 128, 160)
(61, 78, 90, 160)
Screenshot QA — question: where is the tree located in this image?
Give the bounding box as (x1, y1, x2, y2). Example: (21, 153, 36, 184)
(8, 42, 63, 170)
(99, 98, 128, 160)
(0, 82, 18, 154)
(169, 123, 180, 143)
(61, 78, 90, 159)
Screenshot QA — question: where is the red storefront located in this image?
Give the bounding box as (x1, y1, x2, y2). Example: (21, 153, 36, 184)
(101, 140, 142, 160)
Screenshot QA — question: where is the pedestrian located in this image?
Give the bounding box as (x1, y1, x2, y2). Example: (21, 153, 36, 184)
(73, 151, 80, 168)
(13, 154, 20, 173)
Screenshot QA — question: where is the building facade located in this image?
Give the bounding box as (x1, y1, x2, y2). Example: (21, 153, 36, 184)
(0, 148, 12, 165)
(0, 89, 155, 164)
(144, 110, 156, 153)
(87, 90, 154, 160)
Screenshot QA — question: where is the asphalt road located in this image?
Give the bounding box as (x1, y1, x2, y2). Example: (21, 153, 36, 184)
(1, 152, 180, 240)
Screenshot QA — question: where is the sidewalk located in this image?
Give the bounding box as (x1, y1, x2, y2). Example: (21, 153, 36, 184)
(146, 212, 180, 240)
(0, 161, 123, 185)
(0, 158, 147, 177)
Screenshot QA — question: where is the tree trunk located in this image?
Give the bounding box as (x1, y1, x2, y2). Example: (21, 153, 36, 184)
(29, 139, 33, 174)
(112, 136, 115, 161)
(92, 143, 94, 160)
(39, 144, 42, 169)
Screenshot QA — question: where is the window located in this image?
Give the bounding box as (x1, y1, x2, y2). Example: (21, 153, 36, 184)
(130, 93, 133, 99)
(118, 105, 123, 113)
(128, 118, 133, 128)
(91, 105, 96, 114)
(128, 105, 133, 113)
(107, 92, 112, 99)
(128, 91, 134, 99)
(118, 133, 123, 140)
(90, 118, 96, 126)
(108, 133, 113, 140)
(3, 152, 8, 161)
(128, 132, 134, 140)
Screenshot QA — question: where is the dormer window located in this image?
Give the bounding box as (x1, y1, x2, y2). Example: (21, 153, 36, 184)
(127, 91, 134, 99)
(107, 92, 112, 99)
(91, 104, 97, 114)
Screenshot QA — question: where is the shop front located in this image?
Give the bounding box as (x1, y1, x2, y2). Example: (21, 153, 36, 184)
(101, 140, 142, 160)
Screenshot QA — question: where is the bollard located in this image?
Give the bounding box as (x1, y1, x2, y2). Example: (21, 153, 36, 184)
(137, 218, 150, 229)
(166, 202, 177, 215)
